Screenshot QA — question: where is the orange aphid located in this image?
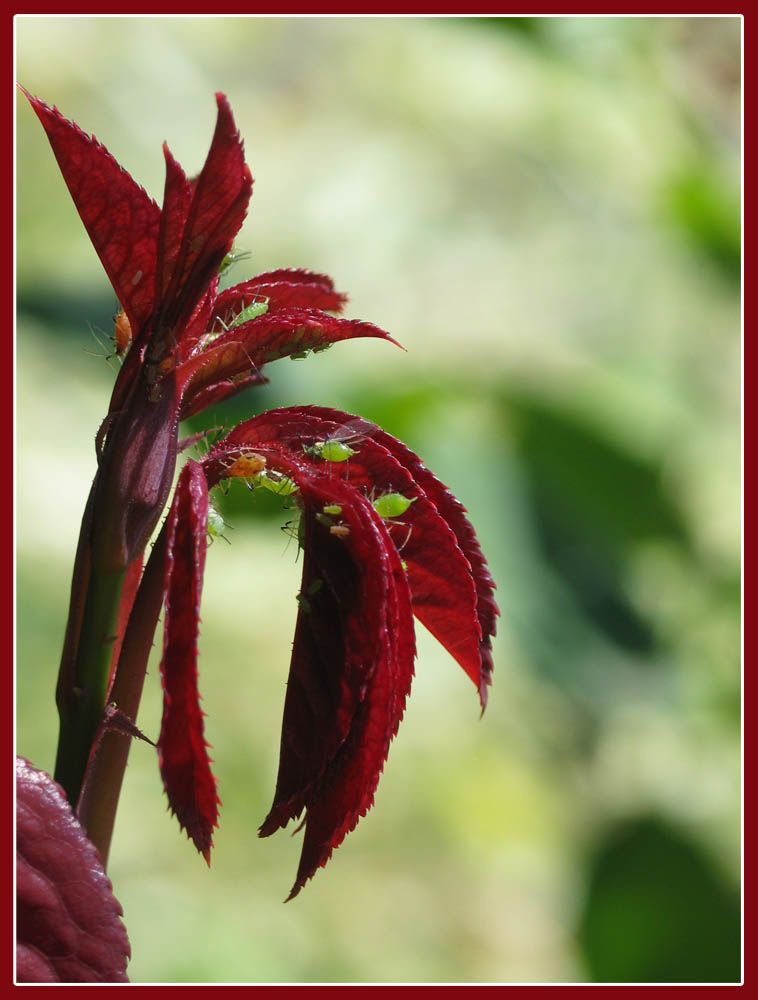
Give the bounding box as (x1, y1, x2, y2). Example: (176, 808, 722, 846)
(329, 523, 350, 539)
(113, 309, 132, 356)
(225, 453, 267, 479)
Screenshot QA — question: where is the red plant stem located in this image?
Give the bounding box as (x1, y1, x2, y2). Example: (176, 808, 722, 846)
(76, 528, 167, 866)
(54, 560, 126, 807)
(55, 484, 96, 719)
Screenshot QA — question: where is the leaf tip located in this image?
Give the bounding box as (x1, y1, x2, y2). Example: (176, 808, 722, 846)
(284, 882, 303, 903)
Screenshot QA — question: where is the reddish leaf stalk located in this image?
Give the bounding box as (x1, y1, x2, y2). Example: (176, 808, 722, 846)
(76, 533, 167, 865)
(54, 565, 127, 807)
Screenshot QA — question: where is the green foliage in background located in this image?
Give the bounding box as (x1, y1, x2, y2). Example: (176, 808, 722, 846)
(16, 15, 741, 984)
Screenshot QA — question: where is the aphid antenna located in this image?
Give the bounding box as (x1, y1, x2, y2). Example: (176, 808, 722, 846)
(84, 322, 121, 372)
(216, 525, 233, 546)
(240, 342, 265, 383)
(280, 514, 304, 561)
(218, 247, 252, 280)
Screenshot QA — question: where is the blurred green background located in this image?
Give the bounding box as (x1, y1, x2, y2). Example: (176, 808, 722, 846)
(16, 16, 741, 984)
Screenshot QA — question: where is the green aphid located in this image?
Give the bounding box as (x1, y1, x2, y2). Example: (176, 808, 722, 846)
(312, 342, 332, 353)
(296, 591, 311, 614)
(322, 440, 355, 462)
(230, 298, 269, 328)
(322, 504, 343, 516)
(315, 511, 334, 527)
(255, 472, 299, 497)
(305, 439, 356, 463)
(206, 501, 230, 543)
(372, 493, 417, 519)
(289, 350, 309, 361)
(218, 248, 251, 275)
(307, 578, 324, 597)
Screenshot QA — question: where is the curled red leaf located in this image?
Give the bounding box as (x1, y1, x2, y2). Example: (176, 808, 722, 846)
(157, 461, 219, 861)
(218, 405, 490, 705)
(177, 309, 399, 411)
(16, 758, 130, 983)
(291, 405, 499, 707)
(202, 410, 491, 895)
(251, 474, 416, 899)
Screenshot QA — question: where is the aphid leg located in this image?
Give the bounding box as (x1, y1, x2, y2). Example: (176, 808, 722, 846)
(84, 322, 123, 374)
(281, 511, 305, 560)
(389, 520, 413, 553)
(206, 499, 231, 545)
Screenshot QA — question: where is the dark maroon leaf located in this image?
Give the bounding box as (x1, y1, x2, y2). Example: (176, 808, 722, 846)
(219, 406, 488, 706)
(291, 405, 499, 707)
(157, 460, 219, 860)
(200, 442, 421, 895)
(287, 481, 415, 899)
(251, 474, 416, 899)
(16, 758, 130, 983)
(20, 88, 159, 339)
(258, 501, 363, 836)
(257, 475, 391, 833)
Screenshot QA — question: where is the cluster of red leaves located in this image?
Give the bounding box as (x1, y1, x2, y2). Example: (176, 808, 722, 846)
(161, 403, 498, 897)
(21, 89, 498, 908)
(24, 88, 392, 574)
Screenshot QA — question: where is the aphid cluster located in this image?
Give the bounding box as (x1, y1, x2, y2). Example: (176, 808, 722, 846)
(315, 505, 350, 539)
